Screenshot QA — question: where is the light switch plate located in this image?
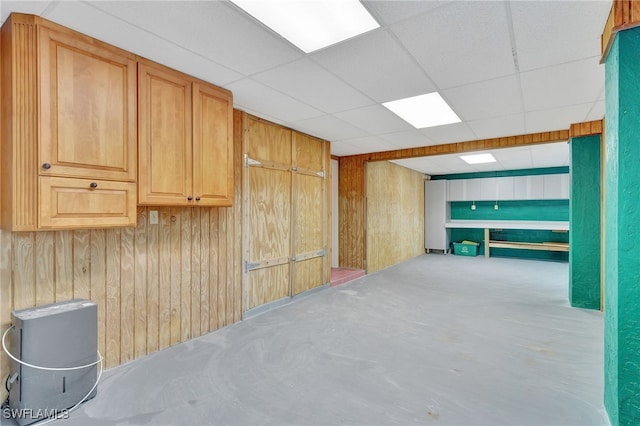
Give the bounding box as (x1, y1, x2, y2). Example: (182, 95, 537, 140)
(149, 210, 159, 225)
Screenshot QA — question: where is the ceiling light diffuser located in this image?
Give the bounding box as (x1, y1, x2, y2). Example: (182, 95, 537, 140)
(459, 153, 497, 164)
(382, 92, 461, 129)
(229, 0, 379, 53)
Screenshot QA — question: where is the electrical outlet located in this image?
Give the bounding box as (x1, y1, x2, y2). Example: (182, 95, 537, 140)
(149, 210, 159, 225)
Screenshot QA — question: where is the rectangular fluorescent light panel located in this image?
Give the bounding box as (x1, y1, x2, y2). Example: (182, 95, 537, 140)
(459, 153, 496, 164)
(382, 92, 461, 129)
(229, 0, 379, 53)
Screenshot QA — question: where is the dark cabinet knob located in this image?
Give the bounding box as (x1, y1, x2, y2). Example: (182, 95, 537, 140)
(42, 163, 51, 170)
(89, 182, 98, 189)
(195, 196, 201, 201)
(187, 196, 193, 201)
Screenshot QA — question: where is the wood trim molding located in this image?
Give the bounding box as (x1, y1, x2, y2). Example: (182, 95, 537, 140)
(340, 129, 569, 163)
(330, 154, 340, 161)
(570, 120, 604, 139)
(601, 0, 640, 61)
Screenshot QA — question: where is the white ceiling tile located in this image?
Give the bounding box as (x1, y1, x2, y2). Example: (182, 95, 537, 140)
(337, 135, 402, 155)
(252, 59, 374, 114)
(531, 142, 570, 168)
(380, 130, 434, 149)
(493, 148, 534, 170)
(311, 29, 436, 103)
(420, 123, 477, 145)
(521, 57, 604, 112)
(585, 100, 605, 122)
(46, 2, 242, 85)
(90, 1, 303, 75)
(331, 141, 368, 157)
(1, 1, 53, 23)
(511, 1, 611, 72)
(226, 79, 323, 123)
(363, 0, 451, 26)
(525, 103, 593, 134)
(288, 115, 368, 142)
(467, 114, 526, 140)
(442, 75, 523, 121)
(334, 105, 414, 135)
(391, 1, 515, 89)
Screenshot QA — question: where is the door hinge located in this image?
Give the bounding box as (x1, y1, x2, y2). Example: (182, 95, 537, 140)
(317, 170, 325, 179)
(245, 154, 261, 167)
(245, 261, 260, 272)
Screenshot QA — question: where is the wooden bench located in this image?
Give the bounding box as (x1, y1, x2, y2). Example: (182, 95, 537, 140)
(483, 228, 568, 258)
(487, 240, 569, 253)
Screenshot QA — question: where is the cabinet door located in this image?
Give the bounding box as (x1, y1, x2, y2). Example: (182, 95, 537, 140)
(447, 180, 465, 201)
(138, 62, 193, 205)
(39, 25, 136, 181)
(192, 82, 233, 206)
(543, 174, 570, 199)
(39, 177, 136, 229)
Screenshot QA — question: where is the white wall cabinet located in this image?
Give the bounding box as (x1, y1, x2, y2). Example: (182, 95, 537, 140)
(425, 180, 450, 252)
(542, 174, 570, 199)
(480, 177, 514, 201)
(513, 175, 544, 200)
(448, 174, 568, 201)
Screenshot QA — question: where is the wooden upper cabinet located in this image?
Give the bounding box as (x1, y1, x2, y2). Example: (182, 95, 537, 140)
(0, 13, 137, 230)
(39, 25, 137, 181)
(193, 82, 233, 206)
(138, 59, 233, 206)
(138, 61, 193, 205)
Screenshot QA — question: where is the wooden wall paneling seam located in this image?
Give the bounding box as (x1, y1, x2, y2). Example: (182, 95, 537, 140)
(218, 205, 228, 328)
(146, 208, 160, 354)
(209, 208, 219, 332)
(180, 207, 192, 342)
(199, 208, 210, 333)
(190, 207, 201, 339)
(290, 134, 298, 299)
(89, 229, 107, 365)
(105, 228, 121, 369)
(134, 208, 148, 358)
(120, 227, 135, 364)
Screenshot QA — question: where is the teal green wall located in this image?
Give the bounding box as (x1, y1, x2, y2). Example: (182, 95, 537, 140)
(449, 200, 568, 261)
(569, 134, 601, 310)
(431, 166, 569, 180)
(451, 200, 568, 221)
(604, 28, 640, 426)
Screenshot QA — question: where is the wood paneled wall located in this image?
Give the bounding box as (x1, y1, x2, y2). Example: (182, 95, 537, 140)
(338, 156, 366, 269)
(366, 162, 425, 273)
(0, 111, 244, 401)
(337, 130, 569, 271)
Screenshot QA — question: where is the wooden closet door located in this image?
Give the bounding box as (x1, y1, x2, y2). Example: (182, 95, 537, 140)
(291, 132, 327, 295)
(244, 119, 292, 310)
(138, 61, 192, 205)
(38, 25, 136, 181)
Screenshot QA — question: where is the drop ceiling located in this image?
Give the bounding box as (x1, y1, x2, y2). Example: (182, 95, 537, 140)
(0, 1, 609, 175)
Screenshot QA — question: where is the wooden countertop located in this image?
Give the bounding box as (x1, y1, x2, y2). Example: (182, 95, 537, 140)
(444, 220, 569, 231)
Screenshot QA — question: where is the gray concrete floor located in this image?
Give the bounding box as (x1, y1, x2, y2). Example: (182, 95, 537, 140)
(60, 255, 607, 426)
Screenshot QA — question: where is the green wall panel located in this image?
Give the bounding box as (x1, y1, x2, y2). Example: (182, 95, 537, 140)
(569, 134, 601, 310)
(450, 200, 568, 221)
(431, 166, 569, 180)
(604, 28, 640, 426)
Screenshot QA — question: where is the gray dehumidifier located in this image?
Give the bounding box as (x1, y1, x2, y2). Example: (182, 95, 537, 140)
(6, 299, 98, 425)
